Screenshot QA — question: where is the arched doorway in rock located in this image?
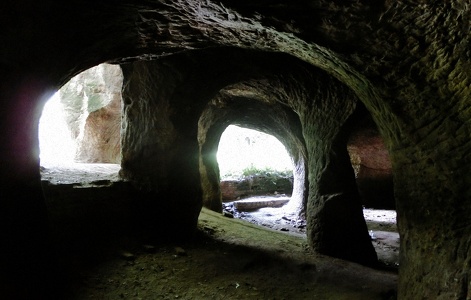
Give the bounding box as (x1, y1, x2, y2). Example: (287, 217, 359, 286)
(38, 63, 134, 256)
(39, 63, 123, 182)
(216, 125, 308, 233)
(40, 63, 122, 166)
(345, 107, 399, 269)
(197, 91, 308, 221)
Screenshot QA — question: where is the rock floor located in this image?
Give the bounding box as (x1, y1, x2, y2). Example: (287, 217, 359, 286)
(40, 163, 398, 299)
(223, 197, 399, 269)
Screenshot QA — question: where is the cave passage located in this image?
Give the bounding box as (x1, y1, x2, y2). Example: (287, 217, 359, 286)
(217, 125, 293, 179)
(39, 63, 123, 167)
(217, 125, 295, 212)
(346, 115, 396, 210)
(3, 2, 471, 298)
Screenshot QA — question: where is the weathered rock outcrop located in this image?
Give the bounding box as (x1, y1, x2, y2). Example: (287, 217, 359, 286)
(58, 63, 123, 163)
(75, 90, 122, 163)
(1, 1, 470, 298)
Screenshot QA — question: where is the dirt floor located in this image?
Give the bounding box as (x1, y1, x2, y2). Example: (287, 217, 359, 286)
(40, 163, 398, 299)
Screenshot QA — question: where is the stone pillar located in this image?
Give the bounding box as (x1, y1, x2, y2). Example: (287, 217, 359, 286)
(393, 131, 471, 299)
(198, 121, 225, 213)
(299, 81, 377, 265)
(282, 142, 308, 217)
(120, 61, 203, 239)
(305, 128, 377, 265)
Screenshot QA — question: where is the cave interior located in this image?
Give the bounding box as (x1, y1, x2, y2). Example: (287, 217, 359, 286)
(1, 1, 470, 299)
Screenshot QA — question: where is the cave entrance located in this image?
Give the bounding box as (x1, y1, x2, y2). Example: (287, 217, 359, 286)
(38, 64, 127, 260)
(39, 63, 123, 182)
(217, 125, 307, 234)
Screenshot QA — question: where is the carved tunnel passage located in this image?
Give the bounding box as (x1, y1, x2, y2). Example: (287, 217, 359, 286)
(40, 59, 397, 248)
(38, 50, 383, 266)
(40, 49, 382, 266)
(198, 85, 308, 217)
(39, 64, 123, 166)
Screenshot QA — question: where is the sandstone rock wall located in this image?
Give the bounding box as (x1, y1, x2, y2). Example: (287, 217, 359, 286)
(59, 63, 123, 163)
(348, 117, 394, 209)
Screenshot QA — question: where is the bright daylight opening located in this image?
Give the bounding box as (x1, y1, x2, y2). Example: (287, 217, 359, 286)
(39, 92, 76, 166)
(39, 63, 123, 183)
(217, 125, 292, 178)
(217, 125, 305, 234)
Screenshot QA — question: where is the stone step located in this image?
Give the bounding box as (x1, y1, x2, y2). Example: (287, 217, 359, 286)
(233, 197, 290, 211)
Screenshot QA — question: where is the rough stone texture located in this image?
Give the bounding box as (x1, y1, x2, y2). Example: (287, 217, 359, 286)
(120, 58, 207, 238)
(1, 1, 470, 298)
(198, 74, 308, 216)
(75, 90, 122, 163)
(348, 115, 395, 209)
(58, 63, 123, 163)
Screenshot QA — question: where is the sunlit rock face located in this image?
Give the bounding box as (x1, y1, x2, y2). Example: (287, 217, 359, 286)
(75, 86, 122, 163)
(59, 64, 123, 163)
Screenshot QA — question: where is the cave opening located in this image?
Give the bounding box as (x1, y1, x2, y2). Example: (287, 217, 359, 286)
(38, 63, 123, 182)
(217, 125, 293, 179)
(346, 111, 399, 269)
(39, 91, 76, 166)
(217, 125, 293, 201)
(216, 124, 305, 232)
(39, 63, 123, 166)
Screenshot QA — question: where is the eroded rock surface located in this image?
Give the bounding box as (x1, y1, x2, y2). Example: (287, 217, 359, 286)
(1, 1, 470, 299)
(59, 63, 123, 163)
(348, 116, 394, 208)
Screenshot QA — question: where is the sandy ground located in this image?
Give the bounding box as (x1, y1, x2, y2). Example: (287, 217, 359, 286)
(40, 163, 399, 299)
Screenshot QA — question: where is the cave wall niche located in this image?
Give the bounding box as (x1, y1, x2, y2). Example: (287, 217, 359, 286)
(347, 113, 395, 209)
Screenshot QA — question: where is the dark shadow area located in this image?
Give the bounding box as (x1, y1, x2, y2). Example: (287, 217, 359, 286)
(38, 173, 398, 299)
(38, 224, 397, 299)
(347, 109, 395, 210)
